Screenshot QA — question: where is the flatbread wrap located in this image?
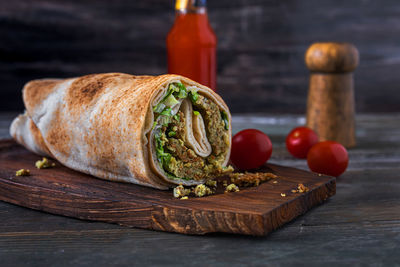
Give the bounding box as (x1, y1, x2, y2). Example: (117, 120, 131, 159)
(10, 73, 232, 189)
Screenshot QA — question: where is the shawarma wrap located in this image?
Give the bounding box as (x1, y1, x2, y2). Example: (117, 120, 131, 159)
(10, 73, 232, 189)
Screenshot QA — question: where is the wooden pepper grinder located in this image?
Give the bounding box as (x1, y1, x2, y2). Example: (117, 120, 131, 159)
(305, 42, 359, 148)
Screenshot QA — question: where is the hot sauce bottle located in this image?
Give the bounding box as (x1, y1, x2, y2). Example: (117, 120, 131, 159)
(167, 0, 217, 91)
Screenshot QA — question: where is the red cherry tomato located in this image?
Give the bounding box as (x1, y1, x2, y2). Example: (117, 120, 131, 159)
(307, 141, 349, 177)
(230, 129, 272, 170)
(286, 126, 318, 158)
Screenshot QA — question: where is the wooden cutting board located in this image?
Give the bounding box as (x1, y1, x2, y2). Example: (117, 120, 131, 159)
(0, 139, 335, 236)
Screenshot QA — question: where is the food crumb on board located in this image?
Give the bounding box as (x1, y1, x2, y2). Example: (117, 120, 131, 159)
(195, 184, 214, 197)
(173, 183, 214, 199)
(297, 183, 309, 193)
(290, 184, 310, 194)
(35, 157, 55, 169)
(194, 184, 207, 197)
(280, 193, 286, 197)
(173, 185, 191, 198)
(225, 183, 239, 193)
(172, 172, 282, 198)
(229, 172, 277, 187)
(15, 169, 30, 176)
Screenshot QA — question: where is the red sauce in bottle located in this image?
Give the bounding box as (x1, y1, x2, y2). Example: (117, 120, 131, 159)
(167, 0, 217, 91)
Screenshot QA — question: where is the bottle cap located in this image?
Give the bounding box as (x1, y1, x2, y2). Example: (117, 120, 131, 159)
(175, 0, 188, 10)
(175, 0, 206, 12)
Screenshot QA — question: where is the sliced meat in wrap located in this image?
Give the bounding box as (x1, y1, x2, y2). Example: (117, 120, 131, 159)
(10, 73, 232, 189)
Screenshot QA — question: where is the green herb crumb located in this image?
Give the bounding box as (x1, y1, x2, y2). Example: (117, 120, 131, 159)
(225, 183, 240, 193)
(35, 158, 55, 169)
(16, 169, 30, 176)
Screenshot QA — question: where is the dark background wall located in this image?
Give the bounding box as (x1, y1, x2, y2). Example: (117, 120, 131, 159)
(1, 0, 399, 113)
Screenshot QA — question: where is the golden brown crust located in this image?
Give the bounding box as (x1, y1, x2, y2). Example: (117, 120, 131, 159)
(29, 118, 52, 156)
(44, 108, 70, 157)
(23, 79, 61, 112)
(66, 73, 127, 114)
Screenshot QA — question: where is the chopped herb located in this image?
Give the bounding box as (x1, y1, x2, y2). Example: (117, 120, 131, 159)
(155, 132, 172, 170)
(158, 107, 173, 126)
(153, 103, 166, 113)
(221, 111, 229, 130)
(153, 83, 188, 129)
(160, 107, 172, 116)
(193, 111, 200, 116)
(164, 94, 179, 107)
(173, 114, 180, 122)
(155, 131, 190, 181)
(176, 82, 185, 90)
(159, 115, 171, 126)
(188, 89, 199, 103)
(168, 131, 176, 137)
(154, 83, 180, 113)
(168, 83, 179, 94)
(176, 83, 188, 98)
(166, 172, 190, 181)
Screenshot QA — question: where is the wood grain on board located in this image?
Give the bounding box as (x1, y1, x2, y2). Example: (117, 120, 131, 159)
(0, 139, 335, 236)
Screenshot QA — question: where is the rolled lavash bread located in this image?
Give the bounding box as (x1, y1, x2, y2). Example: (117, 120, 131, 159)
(10, 73, 232, 189)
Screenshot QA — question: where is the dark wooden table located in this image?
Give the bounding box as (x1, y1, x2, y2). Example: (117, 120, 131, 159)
(0, 112, 399, 266)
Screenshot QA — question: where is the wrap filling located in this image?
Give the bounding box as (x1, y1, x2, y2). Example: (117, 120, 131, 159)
(153, 82, 231, 181)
